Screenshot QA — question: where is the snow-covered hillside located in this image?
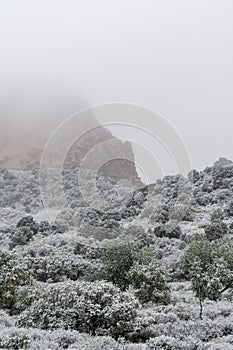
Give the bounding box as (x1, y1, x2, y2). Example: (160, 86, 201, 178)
(0, 162, 233, 349)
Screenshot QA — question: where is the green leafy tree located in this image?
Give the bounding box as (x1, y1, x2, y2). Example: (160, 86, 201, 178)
(128, 261, 170, 304)
(103, 243, 139, 290)
(103, 243, 170, 304)
(182, 235, 233, 318)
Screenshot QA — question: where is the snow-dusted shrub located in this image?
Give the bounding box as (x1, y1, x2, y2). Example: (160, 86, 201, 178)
(135, 228, 156, 248)
(74, 240, 103, 259)
(162, 299, 198, 322)
(203, 299, 232, 320)
(55, 209, 76, 232)
(201, 174, 214, 193)
(147, 237, 186, 281)
(204, 219, 228, 241)
(202, 342, 233, 350)
(145, 200, 169, 225)
(194, 192, 214, 206)
(12, 233, 99, 283)
(212, 164, 233, 190)
(9, 227, 34, 249)
(0, 327, 129, 350)
(210, 208, 224, 221)
(147, 335, 197, 350)
(213, 189, 232, 202)
(13, 284, 42, 314)
(0, 251, 31, 313)
(225, 200, 233, 217)
(169, 204, 193, 222)
(2, 169, 17, 181)
(0, 333, 29, 349)
(24, 251, 93, 282)
(37, 220, 57, 234)
(129, 261, 170, 304)
(16, 216, 38, 235)
(188, 169, 200, 184)
(79, 207, 122, 229)
(144, 305, 233, 345)
(165, 221, 183, 239)
(80, 222, 120, 240)
(18, 281, 139, 338)
(147, 314, 233, 347)
(154, 221, 182, 240)
(67, 335, 123, 350)
(0, 310, 14, 328)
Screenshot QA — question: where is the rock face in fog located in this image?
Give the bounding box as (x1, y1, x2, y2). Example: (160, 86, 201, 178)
(214, 157, 233, 167)
(0, 110, 142, 186)
(0, 87, 142, 185)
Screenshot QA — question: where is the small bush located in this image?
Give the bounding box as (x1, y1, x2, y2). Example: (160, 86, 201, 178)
(9, 227, 33, 249)
(16, 216, 38, 235)
(211, 208, 224, 221)
(169, 204, 193, 222)
(0, 334, 29, 350)
(204, 220, 228, 241)
(225, 200, 233, 217)
(0, 251, 31, 313)
(147, 336, 198, 350)
(154, 221, 182, 239)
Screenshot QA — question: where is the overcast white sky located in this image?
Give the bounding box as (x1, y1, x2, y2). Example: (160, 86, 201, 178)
(0, 0, 233, 179)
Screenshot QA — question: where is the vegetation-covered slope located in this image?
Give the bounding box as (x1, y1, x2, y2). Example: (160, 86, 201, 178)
(0, 161, 233, 349)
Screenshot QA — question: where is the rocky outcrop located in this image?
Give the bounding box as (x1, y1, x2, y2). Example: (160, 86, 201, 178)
(214, 157, 233, 167)
(0, 113, 142, 187)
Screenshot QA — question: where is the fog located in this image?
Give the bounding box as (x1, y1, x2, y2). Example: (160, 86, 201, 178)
(1, 83, 89, 132)
(0, 0, 233, 178)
